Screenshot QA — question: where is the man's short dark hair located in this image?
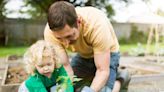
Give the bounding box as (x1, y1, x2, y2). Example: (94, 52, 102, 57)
(48, 1, 77, 31)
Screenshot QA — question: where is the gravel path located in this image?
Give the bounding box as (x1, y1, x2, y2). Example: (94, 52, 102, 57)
(120, 56, 164, 92)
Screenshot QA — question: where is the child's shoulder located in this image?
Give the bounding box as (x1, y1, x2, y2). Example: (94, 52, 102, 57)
(24, 75, 47, 92)
(25, 75, 44, 87)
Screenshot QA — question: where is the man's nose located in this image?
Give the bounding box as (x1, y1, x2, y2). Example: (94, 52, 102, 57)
(66, 39, 70, 44)
(62, 39, 70, 47)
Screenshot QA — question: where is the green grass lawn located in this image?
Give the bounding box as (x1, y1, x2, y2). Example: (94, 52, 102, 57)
(120, 43, 164, 52)
(120, 43, 164, 56)
(0, 46, 28, 57)
(0, 43, 163, 57)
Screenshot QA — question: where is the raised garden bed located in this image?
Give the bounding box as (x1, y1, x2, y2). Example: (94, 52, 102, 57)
(5, 55, 23, 64)
(1, 63, 28, 92)
(1, 55, 28, 92)
(1, 55, 164, 92)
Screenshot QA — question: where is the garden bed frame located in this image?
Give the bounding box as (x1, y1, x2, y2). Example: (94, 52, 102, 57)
(1, 64, 20, 92)
(1, 55, 24, 92)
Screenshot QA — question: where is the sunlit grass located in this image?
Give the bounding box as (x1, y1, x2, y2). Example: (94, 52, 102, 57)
(0, 46, 28, 57)
(0, 43, 163, 57)
(120, 43, 164, 55)
(120, 43, 163, 51)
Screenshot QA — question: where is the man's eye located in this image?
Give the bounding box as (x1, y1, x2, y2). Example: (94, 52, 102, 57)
(57, 38, 62, 40)
(66, 35, 72, 39)
(47, 63, 52, 66)
(57, 38, 65, 42)
(66, 34, 75, 39)
(38, 65, 43, 68)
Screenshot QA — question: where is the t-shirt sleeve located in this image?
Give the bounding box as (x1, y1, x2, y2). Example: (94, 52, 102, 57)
(90, 19, 114, 54)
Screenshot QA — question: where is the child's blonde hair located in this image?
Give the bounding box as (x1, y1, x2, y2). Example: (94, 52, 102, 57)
(24, 40, 61, 75)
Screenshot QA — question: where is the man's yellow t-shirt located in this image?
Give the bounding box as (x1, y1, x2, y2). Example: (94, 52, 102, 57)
(44, 7, 119, 58)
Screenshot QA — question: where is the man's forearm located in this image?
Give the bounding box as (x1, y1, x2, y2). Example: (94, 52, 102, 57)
(63, 64, 74, 82)
(90, 69, 109, 92)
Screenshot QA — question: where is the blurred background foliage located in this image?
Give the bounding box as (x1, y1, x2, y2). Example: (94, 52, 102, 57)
(0, 0, 163, 57)
(0, 0, 130, 19)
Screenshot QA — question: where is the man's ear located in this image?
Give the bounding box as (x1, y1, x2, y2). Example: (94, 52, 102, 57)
(77, 18, 81, 25)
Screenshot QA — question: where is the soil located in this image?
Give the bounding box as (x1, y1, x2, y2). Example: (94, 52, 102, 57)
(5, 63, 154, 84)
(7, 66, 156, 84)
(5, 55, 28, 84)
(2, 55, 164, 92)
(6, 66, 28, 84)
(4, 55, 163, 85)
(7, 55, 22, 61)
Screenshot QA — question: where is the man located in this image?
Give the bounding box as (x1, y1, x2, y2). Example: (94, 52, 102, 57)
(44, 1, 130, 92)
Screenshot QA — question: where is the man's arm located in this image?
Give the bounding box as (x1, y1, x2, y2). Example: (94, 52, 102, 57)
(59, 50, 74, 82)
(90, 52, 110, 92)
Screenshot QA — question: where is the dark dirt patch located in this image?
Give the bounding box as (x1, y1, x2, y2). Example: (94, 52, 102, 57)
(5, 66, 28, 84)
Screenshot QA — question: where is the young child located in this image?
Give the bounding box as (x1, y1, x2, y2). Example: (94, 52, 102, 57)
(18, 40, 73, 92)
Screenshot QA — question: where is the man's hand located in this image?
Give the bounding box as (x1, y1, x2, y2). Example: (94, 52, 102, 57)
(81, 86, 95, 92)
